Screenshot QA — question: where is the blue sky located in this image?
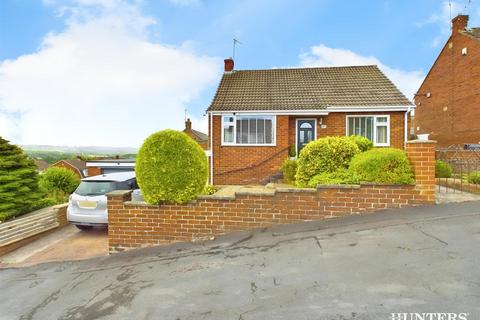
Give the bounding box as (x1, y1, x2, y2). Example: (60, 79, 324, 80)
(0, 0, 478, 147)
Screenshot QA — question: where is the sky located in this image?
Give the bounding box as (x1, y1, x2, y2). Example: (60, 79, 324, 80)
(0, 0, 479, 148)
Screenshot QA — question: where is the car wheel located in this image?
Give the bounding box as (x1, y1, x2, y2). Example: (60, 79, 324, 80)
(76, 225, 93, 231)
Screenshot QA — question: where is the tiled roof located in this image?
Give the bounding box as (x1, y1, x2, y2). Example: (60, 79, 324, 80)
(63, 159, 87, 171)
(207, 65, 412, 112)
(183, 129, 208, 142)
(463, 27, 480, 39)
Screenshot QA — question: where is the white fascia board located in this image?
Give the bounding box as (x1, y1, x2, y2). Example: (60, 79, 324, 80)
(86, 162, 135, 167)
(326, 106, 412, 112)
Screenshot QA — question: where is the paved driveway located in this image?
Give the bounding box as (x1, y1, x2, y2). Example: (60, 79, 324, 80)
(0, 225, 108, 268)
(0, 201, 479, 320)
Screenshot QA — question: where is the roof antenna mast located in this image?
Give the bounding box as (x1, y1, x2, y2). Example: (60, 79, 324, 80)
(233, 38, 242, 61)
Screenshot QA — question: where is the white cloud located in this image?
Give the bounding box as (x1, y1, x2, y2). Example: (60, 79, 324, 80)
(299, 44, 424, 101)
(167, 0, 200, 7)
(0, 0, 219, 147)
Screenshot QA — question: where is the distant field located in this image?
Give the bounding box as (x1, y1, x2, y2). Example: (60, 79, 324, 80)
(26, 150, 136, 164)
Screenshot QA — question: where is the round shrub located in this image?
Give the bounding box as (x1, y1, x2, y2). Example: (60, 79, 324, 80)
(39, 167, 80, 204)
(435, 160, 452, 178)
(467, 171, 480, 184)
(349, 148, 414, 184)
(348, 135, 373, 152)
(307, 168, 360, 188)
(295, 136, 360, 187)
(281, 158, 297, 183)
(136, 130, 208, 204)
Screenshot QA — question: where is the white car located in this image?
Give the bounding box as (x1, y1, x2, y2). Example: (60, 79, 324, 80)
(67, 171, 138, 230)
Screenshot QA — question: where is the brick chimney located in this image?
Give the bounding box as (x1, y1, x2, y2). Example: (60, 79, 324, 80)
(452, 14, 469, 35)
(185, 118, 192, 132)
(224, 58, 234, 72)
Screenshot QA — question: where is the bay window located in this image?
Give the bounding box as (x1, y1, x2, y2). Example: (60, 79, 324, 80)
(347, 115, 390, 146)
(222, 115, 275, 145)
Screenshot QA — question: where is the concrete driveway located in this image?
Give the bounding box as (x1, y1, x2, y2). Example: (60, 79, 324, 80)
(0, 225, 108, 268)
(0, 201, 479, 319)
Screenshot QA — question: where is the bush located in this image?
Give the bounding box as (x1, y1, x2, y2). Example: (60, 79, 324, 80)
(203, 184, 217, 195)
(349, 148, 414, 184)
(39, 167, 80, 204)
(307, 168, 360, 188)
(348, 135, 374, 152)
(281, 158, 297, 183)
(0, 137, 45, 222)
(288, 144, 296, 158)
(467, 171, 480, 184)
(435, 160, 452, 178)
(136, 130, 208, 204)
(295, 136, 360, 187)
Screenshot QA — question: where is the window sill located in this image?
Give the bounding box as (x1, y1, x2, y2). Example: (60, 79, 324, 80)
(221, 143, 277, 147)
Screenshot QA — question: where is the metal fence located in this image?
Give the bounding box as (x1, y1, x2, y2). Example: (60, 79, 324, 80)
(436, 145, 480, 193)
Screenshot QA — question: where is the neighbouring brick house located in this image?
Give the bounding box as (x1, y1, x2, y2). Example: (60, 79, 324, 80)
(86, 158, 135, 176)
(33, 159, 49, 173)
(415, 14, 480, 147)
(206, 59, 414, 185)
(52, 159, 87, 178)
(183, 118, 208, 150)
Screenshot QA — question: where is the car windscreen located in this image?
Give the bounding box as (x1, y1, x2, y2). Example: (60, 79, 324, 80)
(75, 181, 116, 196)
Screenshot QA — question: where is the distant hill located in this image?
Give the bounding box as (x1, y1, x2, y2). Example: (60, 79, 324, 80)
(22, 145, 138, 154)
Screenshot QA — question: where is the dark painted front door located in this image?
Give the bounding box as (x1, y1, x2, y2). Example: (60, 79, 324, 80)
(297, 119, 315, 155)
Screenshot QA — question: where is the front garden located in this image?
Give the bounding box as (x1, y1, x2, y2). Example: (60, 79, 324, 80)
(282, 135, 414, 189)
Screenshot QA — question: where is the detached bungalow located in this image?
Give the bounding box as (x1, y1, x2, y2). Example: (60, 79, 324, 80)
(206, 59, 413, 185)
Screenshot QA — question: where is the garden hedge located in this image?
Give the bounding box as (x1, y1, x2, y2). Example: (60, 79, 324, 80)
(467, 171, 480, 184)
(295, 136, 360, 187)
(435, 160, 452, 178)
(281, 158, 297, 183)
(349, 148, 414, 184)
(0, 137, 45, 222)
(136, 130, 208, 204)
(307, 168, 360, 188)
(348, 135, 374, 152)
(39, 167, 80, 204)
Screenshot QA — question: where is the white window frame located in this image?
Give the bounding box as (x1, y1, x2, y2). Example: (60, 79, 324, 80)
(221, 114, 276, 146)
(346, 115, 390, 147)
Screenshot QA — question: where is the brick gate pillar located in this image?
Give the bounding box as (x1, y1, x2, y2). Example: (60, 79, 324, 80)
(406, 140, 437, 204)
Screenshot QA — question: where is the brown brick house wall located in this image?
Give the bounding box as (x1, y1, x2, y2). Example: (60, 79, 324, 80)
(212, 111, 408, 185)
(52, 160, 84, 178)
(415, 15, 480, 147)
(107, 140, 435, 253)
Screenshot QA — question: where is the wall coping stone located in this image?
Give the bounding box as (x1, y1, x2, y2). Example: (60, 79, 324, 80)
(53, 203, 68, 210)
(407, 139, 437, 144)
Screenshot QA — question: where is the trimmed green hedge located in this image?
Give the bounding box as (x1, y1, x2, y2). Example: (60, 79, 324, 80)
(435, 160, 452, 178)
(296, 137, 360, 187)
(467, 171, 480, 184)
(281, 158, 297, 183)
(349, 148, 414, 184)
(136, 130, 208, 204)
(39, 167, 80, 204)
(348, 135, 374, 152)
(307, 168, 360, 188)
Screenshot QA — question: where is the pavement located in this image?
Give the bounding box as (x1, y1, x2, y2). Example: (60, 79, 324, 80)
(0, 201, 479, 319)
(0, 225, 108, 268)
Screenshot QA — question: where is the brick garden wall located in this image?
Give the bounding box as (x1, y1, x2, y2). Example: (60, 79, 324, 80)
(107, 140, 435, 253)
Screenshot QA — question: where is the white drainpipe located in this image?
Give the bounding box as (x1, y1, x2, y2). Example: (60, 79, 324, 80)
(209, 111, 214, 185)
(404, 107, 411, 149)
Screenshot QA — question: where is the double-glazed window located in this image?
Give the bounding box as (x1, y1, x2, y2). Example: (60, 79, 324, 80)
(347, 115, 390, 146)
(222, 115, 275, 145)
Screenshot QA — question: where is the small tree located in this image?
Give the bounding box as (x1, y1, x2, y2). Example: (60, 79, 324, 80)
(39, 167, 80, 204)
(136, 130, 208, 204)
(0, 137, 44, 221)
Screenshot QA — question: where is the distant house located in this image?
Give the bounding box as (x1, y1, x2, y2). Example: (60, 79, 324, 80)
(86, 158, 135, 176)
(52, 159, 87, 178)
(415, 15, 480, 146)
(33, 159, 49, 173)
(183, 118, 208, 150)
(206, 59, 413, 185)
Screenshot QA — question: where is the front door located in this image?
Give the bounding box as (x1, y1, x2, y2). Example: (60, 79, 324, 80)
(297, 119, 316, 155)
